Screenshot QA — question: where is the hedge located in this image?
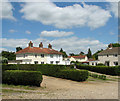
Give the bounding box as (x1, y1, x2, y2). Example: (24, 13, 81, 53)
(2, 70, 43, 86)
(76, 64, 120, 76)
(2, 64, 88, 82)
(56, 69, 88, 81)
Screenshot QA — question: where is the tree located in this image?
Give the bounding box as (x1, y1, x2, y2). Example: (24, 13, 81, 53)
(92, 49, 103, 60)
(16, 47, 22, 52)
(87, 48, 92, 59)
(111, 43, 120, 47)
(60, 48, 68, 58)
(69, 53, 75, 56)
(1, 51, 16, 60)
(79, 51, 85, 55)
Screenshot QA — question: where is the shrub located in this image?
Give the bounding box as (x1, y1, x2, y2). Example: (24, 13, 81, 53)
(76, 64, 120, 76)
(98, 75, 106, 80)
(97, 63, 105, 66)
(56, 69, 88, 81)
(2, 70, 43, 86)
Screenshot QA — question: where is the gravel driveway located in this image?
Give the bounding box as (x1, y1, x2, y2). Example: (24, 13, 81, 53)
(2, 75, 118, 99)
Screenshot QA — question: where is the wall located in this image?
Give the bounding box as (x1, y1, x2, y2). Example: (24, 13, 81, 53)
(98, 54, 119, 66)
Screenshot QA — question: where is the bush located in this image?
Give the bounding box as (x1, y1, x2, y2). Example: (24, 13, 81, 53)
(89, 73, 106, 80)
(97, 63, 105, 66)
(56, 69, 88, 81)
(76, 64, 120, 76)
(2, 70, 43, 86)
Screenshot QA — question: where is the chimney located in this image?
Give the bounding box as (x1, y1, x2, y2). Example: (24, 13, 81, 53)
(39, 42, 43, 48)
(108, 43, 113, 49)
(48, 44, 52, 49)
(28, 41, 33, 47)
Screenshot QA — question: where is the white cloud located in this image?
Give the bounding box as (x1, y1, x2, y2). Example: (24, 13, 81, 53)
(0, 48, 7, 52)
(0, 2, 16, 20)
(110, 32, 115, 35)
(1, 37, 107, 54)
(40, 30, 74, 37)
(20, 2, 111, 29)
(108, 2, 118, 17)
(25, 30, 31, 34)
(9, 29, 17, 33)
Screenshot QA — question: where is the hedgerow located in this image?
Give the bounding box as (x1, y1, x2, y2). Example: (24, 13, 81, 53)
(76, 64, 120, 76)
(2, 70, 43, 86)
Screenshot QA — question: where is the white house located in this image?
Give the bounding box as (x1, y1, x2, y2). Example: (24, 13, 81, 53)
(97, 44, 120, 66)
(8, 41, 70, 65)
(64, 55, 88, 63)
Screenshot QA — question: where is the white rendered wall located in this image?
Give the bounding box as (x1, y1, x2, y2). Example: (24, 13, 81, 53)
(98, 55, 119, 66)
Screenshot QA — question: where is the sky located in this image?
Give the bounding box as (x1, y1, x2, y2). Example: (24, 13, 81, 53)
(1, 1, 119, 55)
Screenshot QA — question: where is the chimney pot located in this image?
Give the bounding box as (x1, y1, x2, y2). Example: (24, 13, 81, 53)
(48, 44, 52, 49)
(29, 41, 33, 47)
(39, 42, 43, 48)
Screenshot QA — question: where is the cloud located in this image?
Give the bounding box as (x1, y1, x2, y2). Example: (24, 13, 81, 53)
(9, 29, 17, 33)
(0, 2, 16, 21)
(1, 37, 107, 54)
(110, 32, 115, 35)
(108, 2, 118, 17)
(40, 30, 74, 37)
(25, 30, 31, 34)
(0, 48, 7, 52)
(20, 2, 111, 29)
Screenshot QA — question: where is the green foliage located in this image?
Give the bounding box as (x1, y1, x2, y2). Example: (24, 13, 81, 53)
(60, 48, 68, 58)
(1, 51, 16, 60)
(87, 48, 92, 59)
(89, 73, 106, 80)
(79, 51, 85, 55)
(56, 69, 88, 81)
(97, 63, 105, 66)
(111, 43, 120, 47)
(2, 70, 43, 86)
(2, 64, 88, 82)
(16, 47, 22, 52)
(76, 64, 120, 76)
(92, 49, 103, 60)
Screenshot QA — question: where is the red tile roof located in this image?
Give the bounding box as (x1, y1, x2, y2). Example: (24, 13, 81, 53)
(16, 47, 63, 55)
(68, 55, 86, 59)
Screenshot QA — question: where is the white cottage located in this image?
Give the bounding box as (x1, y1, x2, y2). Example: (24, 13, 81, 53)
(9, 41, 67, 65)
(97, 44, 120, 66)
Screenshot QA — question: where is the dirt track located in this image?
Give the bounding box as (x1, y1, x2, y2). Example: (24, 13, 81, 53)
(2, 75, 118, 99)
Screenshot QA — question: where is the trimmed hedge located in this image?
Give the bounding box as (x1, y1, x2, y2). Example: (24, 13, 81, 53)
(56, 69, 88, 81)
(2, 64, 88, 82)
(76, 64, 120, 76)
(2, 70, 43, 86)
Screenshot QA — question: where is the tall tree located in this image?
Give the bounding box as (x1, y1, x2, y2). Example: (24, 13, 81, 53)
(110, 43, 120, 47)
(16, 47, 22, 52)
(60, 48, 68, 58)
(87, 48, 92, 59)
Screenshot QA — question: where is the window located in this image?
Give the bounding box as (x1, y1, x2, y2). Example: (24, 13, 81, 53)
(41, 62, 44, 64)
(41, 54, 44, 58)
(34, 61, 38, 64)
(114, 62, 118, 66)
(67, 59, 70, 61)
(92, 63, 94, 65)
(50, 61, 53, 64)
(114, 54, 118, 57)
(56, 61, 59, 64)
(35, 54, 37, 58)
(107, 55, 109, 57)
(24, 54, 25, 58)
(50, 54, 53, 58)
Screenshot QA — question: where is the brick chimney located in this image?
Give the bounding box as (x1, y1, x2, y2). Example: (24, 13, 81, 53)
(39, 42, 43, 48)
(108, 43, 113, 49)
(28, 41, 33, 47)
(48, 44, 52, 49)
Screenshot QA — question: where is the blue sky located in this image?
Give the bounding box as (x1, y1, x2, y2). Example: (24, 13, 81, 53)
(1, 1, 119, 54)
